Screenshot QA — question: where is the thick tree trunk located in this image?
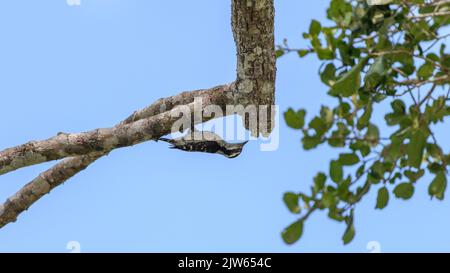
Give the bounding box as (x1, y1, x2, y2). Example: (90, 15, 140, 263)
(232, 0, 276, 136)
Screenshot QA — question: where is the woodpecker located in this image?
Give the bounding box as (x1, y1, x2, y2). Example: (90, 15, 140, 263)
(159, 130, 248, 158)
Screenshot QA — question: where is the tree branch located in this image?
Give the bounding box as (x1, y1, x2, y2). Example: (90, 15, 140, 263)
(232, 0, 276, 136)
(0, 84, 232, 176)
(0, 152, 103, 228)
(0, 0, 276, 229)
(0, 83, 233, 228)
(410, 11, 450, 19)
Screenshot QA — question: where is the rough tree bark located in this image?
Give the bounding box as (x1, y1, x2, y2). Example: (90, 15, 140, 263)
(232, 0, 276, 136)
(0, 0, 276, 228)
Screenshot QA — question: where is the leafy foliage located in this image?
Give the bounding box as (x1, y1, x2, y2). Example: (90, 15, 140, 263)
(278, 0, 450, 245)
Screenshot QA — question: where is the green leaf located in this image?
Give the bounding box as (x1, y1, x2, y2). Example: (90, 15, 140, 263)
(342, 211, 355, 245)
(357, 103, 373, 130)
(297, 49, 310, 58)
(328, 0, 353, 26)
(391, 100, 406, 114)
(336, 102, 351, 118)
(392, 50, 415, 75)
(407, 130, 427, 168)
(426, 143, 443, 159)
(338, 153, 360, 166)
(356, 164, 366, 177)
(313, 172, 327, 192)
(365, 124, 380, 146)
(368, 56, 386, 76)
(425, 96, 447, 123)
(426, 53, 439, 62)
(342, 223, 355, 245)
(404, 169, 425, 183)
(428, 162, 444, 174)
(330, 160, 343, 183)
(429, 172, 447, 200)
(309, 117, 327, 136)
(321, 63, 337, 86)
(275, 49, 284, 58)
(316, 47, 335, 60)
(417, 62, 434, 80)
(320, 106, 334, 128)
(337, 41, 353, 66)
(328, 208, 345, 222)
(282, 220, 304, 245)
(309, 19, 322, 36)
(283, 192, 301, 214)
(370, 161, 385, 180)
(393, 183, 414, 200)
(364, 56, 387, 89)
(350, 140, 371, 157)
(385, 112, 403, 126)
(322, 191, 337, 208)
(302, 135, 322, 150)
(330, 58, 368, 97)
(284, 108, 306, 129)
(375, 187, 389, 209)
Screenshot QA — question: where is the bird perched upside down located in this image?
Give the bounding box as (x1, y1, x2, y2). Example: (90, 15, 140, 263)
(159, 130, 248, 158)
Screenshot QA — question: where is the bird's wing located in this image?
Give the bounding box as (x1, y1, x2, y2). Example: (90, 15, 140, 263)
(158, 137, 174, 143)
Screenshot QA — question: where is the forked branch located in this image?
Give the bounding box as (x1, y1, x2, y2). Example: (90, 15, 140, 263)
(0, 0, 276, 229)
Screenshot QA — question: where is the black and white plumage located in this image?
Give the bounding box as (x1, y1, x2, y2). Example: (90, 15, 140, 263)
(159, 130, 248, 158)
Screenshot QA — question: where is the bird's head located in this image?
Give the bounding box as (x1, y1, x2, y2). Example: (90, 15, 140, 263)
(221, 141, 249, 158)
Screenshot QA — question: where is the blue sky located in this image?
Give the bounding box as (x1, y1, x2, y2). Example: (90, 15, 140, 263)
(0, 0, 449, 252)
